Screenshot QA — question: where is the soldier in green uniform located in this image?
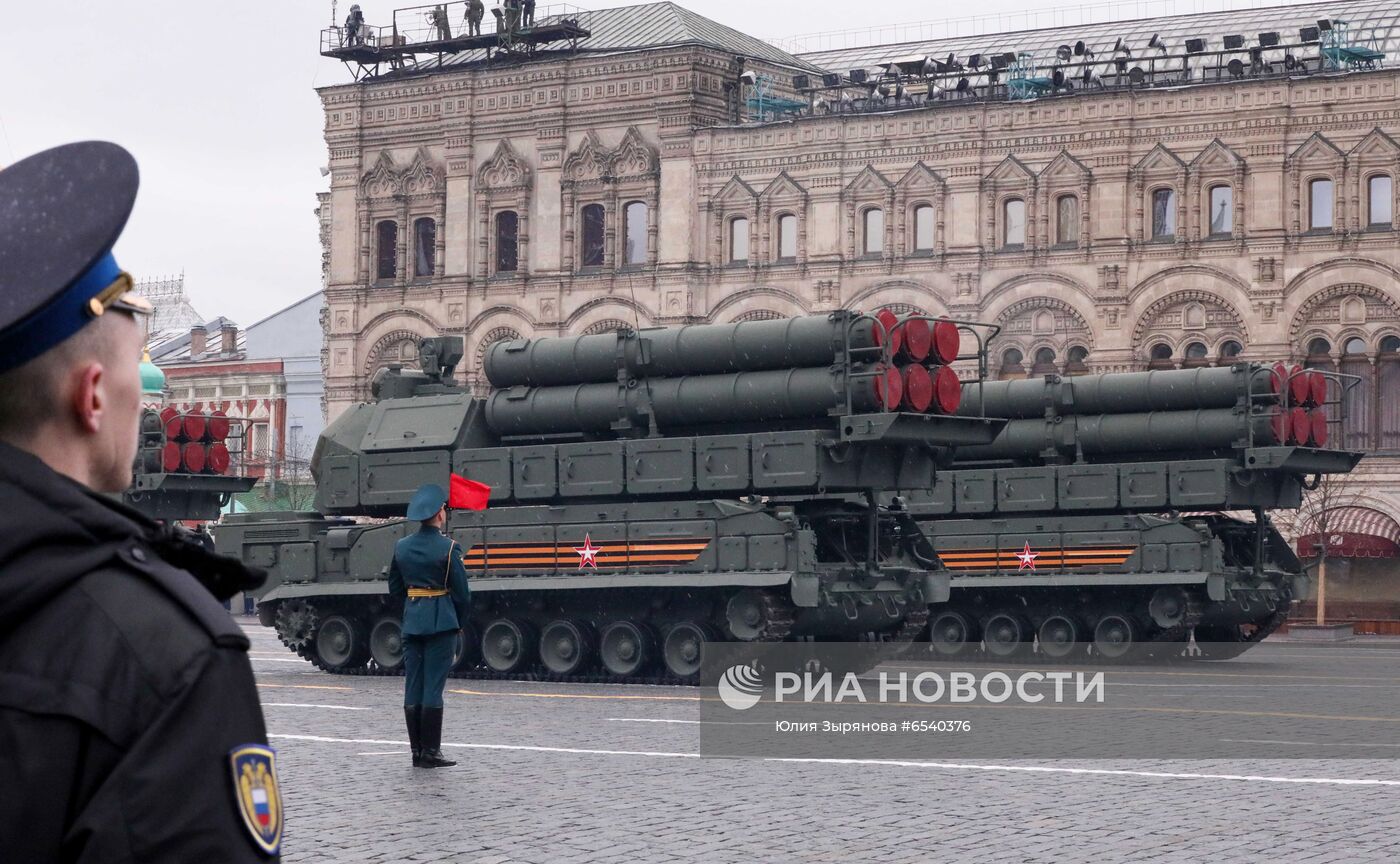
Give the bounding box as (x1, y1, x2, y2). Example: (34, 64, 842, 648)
(388, 483, 471, 768)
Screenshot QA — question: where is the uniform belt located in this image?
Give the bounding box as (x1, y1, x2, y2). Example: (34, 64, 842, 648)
(407, 588, 449, 598)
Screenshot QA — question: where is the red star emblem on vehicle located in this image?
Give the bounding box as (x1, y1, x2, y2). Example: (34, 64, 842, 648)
(574, 533, 601, 569)
(1016, 542, 1038, 571)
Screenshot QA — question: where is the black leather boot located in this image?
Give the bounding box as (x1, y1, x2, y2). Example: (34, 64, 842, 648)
(418, 706, 457, 768)
(405, 706, 426, 767)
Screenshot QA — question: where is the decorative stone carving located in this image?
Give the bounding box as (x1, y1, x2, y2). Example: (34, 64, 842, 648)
(610, 127, 659, 179)
(478, 140, 532, 190)
(1133, 290, 1247, 347)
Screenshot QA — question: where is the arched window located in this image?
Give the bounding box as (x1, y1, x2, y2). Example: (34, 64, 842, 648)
(999, 347, 1025, 380)
(912, 205, 935, 252)
(1208, 185, 1233, 236)
(1219, 340, 1243, 359)
(862, 208, 884, 256)
(1148, 343, 1174, 368)
(1031, 347, 1057, 375)
(624, 201, 648, 265)
(413, 217, 435, 278)
(729, 217, 749, 263)
(1307, 337, 1332, 358)
(375, 220, 397, 281)
(1002, 198, 1025, 247)
(1340, 338, 1371, 449)
(1183, 341, 1209, 367)
(1309, 178, 1334, 230)
(495, 211, 519, 273)
(1369, 175, 1393, 227)
(1055, 195, 1078, 246)
(1382, 336, 1400, 451)
(1065, 345, 1090, 375)
(1151, 188, 1176, 239)
(580, 203, 605, 268)
(776, 214, 797, 261)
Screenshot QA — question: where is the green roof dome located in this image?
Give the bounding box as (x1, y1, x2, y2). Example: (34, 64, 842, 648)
(140, 349, 165, 395)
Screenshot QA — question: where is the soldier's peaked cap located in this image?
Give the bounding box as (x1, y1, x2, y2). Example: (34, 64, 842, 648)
(407, 483, 448, 521)
(0, 141, 145, 374)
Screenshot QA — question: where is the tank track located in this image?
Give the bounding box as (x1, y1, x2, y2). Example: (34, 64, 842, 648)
(271, 587, 938, 686)
(1189, 606, 1289, 661)
(915, 596, 1206, 665)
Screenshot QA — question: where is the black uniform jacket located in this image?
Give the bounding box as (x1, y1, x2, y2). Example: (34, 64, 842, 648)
(0, 442, 279, 862)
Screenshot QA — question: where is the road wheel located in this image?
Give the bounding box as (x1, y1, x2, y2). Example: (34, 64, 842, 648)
(315, 614, 368, 671)
(662, 621, 711, 680)
(539, 619, 594, 676)
(369, 616, 405, 673)
(1093, 613, 1139, 660)
(928, 610, 977, 658)
(1037, 614, 1083, 660)
(982, 612, 1029, 659)
(599, 621, 655, 678)
(482, 618, 534, 674)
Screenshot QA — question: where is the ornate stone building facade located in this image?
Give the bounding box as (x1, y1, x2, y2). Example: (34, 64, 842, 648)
(318, 2, 1400, 536)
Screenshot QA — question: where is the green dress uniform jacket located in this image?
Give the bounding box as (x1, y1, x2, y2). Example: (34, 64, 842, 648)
(387, 526, 471, 635)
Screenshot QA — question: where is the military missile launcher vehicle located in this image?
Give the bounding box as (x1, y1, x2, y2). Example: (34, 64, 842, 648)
(123, 406, 256, 521)
(912, 363, 1362, 661)
(216, 312, 1004, 682)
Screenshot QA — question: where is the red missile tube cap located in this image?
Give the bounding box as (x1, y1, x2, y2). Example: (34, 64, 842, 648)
(1287, 363, 1309, 405)
(897, 316, 932, 362)
(183, 412, 207, 443)
(161, 406, 181, 440)
(181, 441, 206, 473)
(1269, 410, 1290, 446)
(932, 365, 962, 414)
(931, 320, 960, 365)
(871, 308, 904, 358)
(1287, 407, 1310, 444)
(207, 410, 231, 442)
(206, 441, 231, 474)
(1307, 371, 1327, 407)
(162, 441, 182, 473)
(1308, 410, 1329, 447)
(872, 364, 904, 410)
(901, 363, 934, 412)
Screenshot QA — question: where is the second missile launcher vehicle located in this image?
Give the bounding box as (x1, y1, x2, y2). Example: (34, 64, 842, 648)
(912, 363, 1362, 660)
(216, 312, 1002, 681)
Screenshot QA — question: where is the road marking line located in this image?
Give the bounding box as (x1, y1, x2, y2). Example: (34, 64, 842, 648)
(357, 751, 410, 757)
(445, 687, 1399, 724)
(266, 734, 1400, 786)
(606, 718, 702, 724)
(257, 683, 356, 691)
(251, 658, 315, 664)
(262, 702, 370, 711)
(1221, 738, 1400, 749)
(448, 688, 703, 702)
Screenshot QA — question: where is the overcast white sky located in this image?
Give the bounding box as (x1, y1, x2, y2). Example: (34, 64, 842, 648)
(3, 0, 1267, 327)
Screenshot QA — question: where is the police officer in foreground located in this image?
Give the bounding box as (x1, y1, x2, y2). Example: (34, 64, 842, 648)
(0, 142, 282, 860)
(389, 483, 471, 768)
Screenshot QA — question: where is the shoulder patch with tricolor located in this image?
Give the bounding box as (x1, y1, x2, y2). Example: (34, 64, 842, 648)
(229, 743, 283, 855)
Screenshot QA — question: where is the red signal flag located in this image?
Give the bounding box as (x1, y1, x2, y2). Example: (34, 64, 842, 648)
(449, 473, 491, 510)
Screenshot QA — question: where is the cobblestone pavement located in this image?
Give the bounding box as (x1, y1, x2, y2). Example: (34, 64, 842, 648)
(243, 621, 1400, 863)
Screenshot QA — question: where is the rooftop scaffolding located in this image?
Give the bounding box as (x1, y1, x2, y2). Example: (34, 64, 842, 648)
(758, 3, 1393, 123)
(322, 1, 590, 79)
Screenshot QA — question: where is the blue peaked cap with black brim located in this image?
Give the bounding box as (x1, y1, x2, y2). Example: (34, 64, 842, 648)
(0, 141, 151, 374)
